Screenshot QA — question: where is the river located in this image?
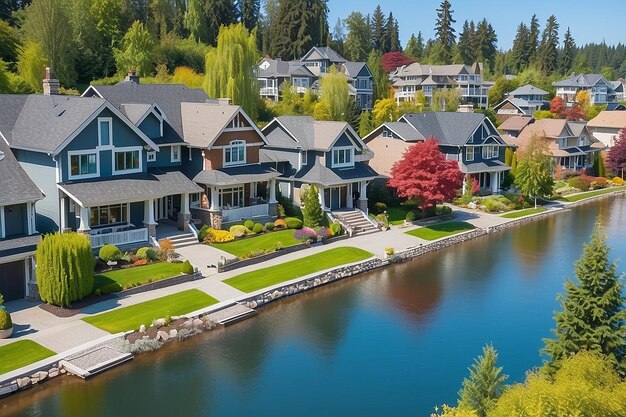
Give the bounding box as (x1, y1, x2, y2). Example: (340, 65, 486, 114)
(2, 196, 625, 417)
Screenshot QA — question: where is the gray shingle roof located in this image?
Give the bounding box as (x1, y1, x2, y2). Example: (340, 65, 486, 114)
(342, 61, 367, 78)
(301, 46, 346, 63)
(508, 84, 548, 96)
(193, 164, 280, 186)
(86, 82, 210, 139)
(401, 112, 488, 146)
(293, 160, 378, 186)
(463, 160, 510, 174)
(257, 59, 315, 78)
(384, 122, 423, 141)
(264, 116, 350, 151)
(0, 234, 41, 258)
(553, 73, 611, 88)
(0, 140, 43, 206)
(120, 103, 152, 125)
(58, 168, 201, 207)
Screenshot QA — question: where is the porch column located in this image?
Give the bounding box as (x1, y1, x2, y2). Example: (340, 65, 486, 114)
(358, 180, 368, 213)
(209, 186, 222, 230)
(210, 187, 220, 210)
(250, 182, 256, 199)
(60, 197, 68, 232)
(318, 186, 326, 209)
(77, 206, 91, 234)
(269, 179, 277, 203)
(178, 192, 191, 231)
(346, 183, 354, 209)
(143, 198, 157, 238)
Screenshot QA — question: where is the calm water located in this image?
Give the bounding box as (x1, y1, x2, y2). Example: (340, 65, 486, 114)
(3, 196, 626, 417)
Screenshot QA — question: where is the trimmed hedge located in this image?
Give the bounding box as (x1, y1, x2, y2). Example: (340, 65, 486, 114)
(230, 224, 250, 238)
(264, 222, 274, 231)
(136, 247, 157, 261)
(244, 219, 255, 230)
(0, 310, 12, 330)
(98, 244, 121, 262)
(181, 260, 194, 274)
(285, 217, 303, 229)
(36, 232, 95, 307)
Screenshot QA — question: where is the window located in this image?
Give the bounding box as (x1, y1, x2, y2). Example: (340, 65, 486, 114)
(579, 136, 588, 146)
(98, 118, 112, 146)
(190, 193, 201, 207)
(69, 152, 97, 178)
(382, 129, 390, 137)
(466, 146, 475, 161)
(171, 145, 181, 162)
(115, 149, 140, 172)
(301, 150, 308, 166)
(332, 147, 354, 168)
(219, 187, 244, 208)
(89, 204, 128, 227)
(224, 140, 246, 166)
(147, 151, 156, 162)
(481, 145, 499, 159)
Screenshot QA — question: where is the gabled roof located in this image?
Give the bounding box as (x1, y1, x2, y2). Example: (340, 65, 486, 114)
(362, 121, 422, 143)
(587, 110, 626, 129)
(508, 84, 548, 96)
(518, 119, 572, 140)
(257, 58, 316, 79)
(0, 94, 157, 155)
(120, 103, 153, 125)
(0, 140, 43, 206)
(342, 61, 370, 78)
(293, 159, 378, 187)
(180, 102, 265, 148)
(400, 112, 497, 146)
(498, 116, 534, 132)
(83, 82, 210, 139)
(263, 116, 363, 152)
(493, 98, 526, 113)
(606, 103, 626, 111)
(391, 62, 474, 78)
(553, 73, 613, 89)
(300, 46, 347, 64)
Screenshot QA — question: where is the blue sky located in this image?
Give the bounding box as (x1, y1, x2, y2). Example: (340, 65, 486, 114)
(327, 0, 625, 50)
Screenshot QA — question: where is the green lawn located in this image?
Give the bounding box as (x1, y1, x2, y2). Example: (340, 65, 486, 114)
(501, 207, 548, 218)
(211, 229, 301, 257)
(563, 186, 626, 202)
(93, 262, 183, 292)
(405, 221, 475, 241)
(224, 247, 373, 293)
(82, 289, 218, 333)
(0, 340, 56, 375)
(384, 206, 412, 225)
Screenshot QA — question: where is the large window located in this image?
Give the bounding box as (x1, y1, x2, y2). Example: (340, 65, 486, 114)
(69, 152, 97, 178)
(482, 145, 499, 159)
(219, 187, 244, 208)
(89, 204, 128, 227)
(332, 147, 354, 168)
(114, 149, 140, 172)
(466, 146, 475, 161)
(224, 140, 246, 166)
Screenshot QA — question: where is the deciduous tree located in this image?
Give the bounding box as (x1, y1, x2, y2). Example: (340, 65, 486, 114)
(514, 134, 554, 207)
(114, 21, 156, 76)
(549, 96, 565, 117)
(606, 129, 626, 177)
(381, 51, 414, 73)
(372, 97, 398, 126)
(17, 41, 47, 93)
(388, 138, 463, 213)
(317, 65, 349, 121)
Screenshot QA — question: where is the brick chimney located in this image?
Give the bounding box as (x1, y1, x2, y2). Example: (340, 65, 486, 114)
(218, 98, 232, 106)
(125, 69, 140, 84)
(42, 67, 59, 95)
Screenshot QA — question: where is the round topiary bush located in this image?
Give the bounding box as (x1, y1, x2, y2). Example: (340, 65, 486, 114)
(274, 218, 288, 230)
(99, 244, 122, 262)
(198, 225, 211, 242)
(252, 223, 264, 233)
(244, 219, 255, 230)
(285, 217, 303, 229)
(181, 260, 194, 274)
(0, 310, 12, 330)
(405, 210, 417, 222)
(230, 224, 250, 238)
(136, 247, 157, 261)
(264, 222, 274, 231)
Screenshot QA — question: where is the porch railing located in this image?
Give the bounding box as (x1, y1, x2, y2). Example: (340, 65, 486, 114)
(90, 228, 148, 248)
(222, 204, 269, 222)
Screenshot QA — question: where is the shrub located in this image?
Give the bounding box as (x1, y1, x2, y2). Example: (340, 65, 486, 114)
(373, 202, 387, 215)
(317, 227, 333, 238)
(136, 247, 158, 261)
(589, 177, 608, 189)
(230, 225, 250, 238)
(285, 217, 303, 229)
(181, 260, 194, 274)
(385, 247, 395, 256)
(293, 227, 317, 241)
(276, 204, 286, 218)
(612, 176, 624, 185)
(405, 210, 417, 222)
(568, 176, 590, 192)
(0, 292, 3, 307)
(376, 213, 389, 229)
(198, 225, 211, 242)
(482, 197, 509, 213)
(274, 218, 288, 230)
(302, 184, 323, 228)
(36, 232, 95, 307)
(437, 205, 452, 215)
(243, 219, 255, 230)
(555, 185, 581, 196)
(276, 192, 297, 217)
(330, 220, 343, 235)
(100, 282, 123, 294)
(204, 229, 235, 243)
(0, 310, 12, 330)
(252, 223, 265, 233)
(132, 258, 149, 266)
(99, 244, 122, 262)
(264, 222, 275, 231)
(159, 239, 175, 261)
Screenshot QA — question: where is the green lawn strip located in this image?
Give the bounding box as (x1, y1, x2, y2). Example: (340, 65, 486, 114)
(501, 207, 548, 218)
(210, 229, 301, 257)
(93, 262, 183, 292)
(82, 289, 218, 333)
(0, 340, 56, 375)
(563, 186, 626, 202)
(405, 221, 475, 241)
(223, 247, 374, 293)
(385, 206, 412, 225)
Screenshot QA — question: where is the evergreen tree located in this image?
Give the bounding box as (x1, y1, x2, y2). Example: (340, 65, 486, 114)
(475, 19, 497, 70)
(527, 14, 540, 63)
(510, 151, 517, 177)
(371, 5, 386, 52)
(458, 344, 508, 417)
(537, 15, 559, 74)
(271, 0, 327, 60)
(205, 0, 237, 45)
(560, 27, 575, 75)
(358, 110, 375, 137)
(343, 11, 371, 61)
(184, 0, 206, 43)
(330, 17, 346, 57)
(384, 12, 400, 52)
(458, 20, 476, 65)
(543, 221, 626, 374)
(510, 22, 530, 72)
(405, 33, 419, 59)
(434, 0, 456, 64)
(302, 184, 323, 228)
(114, 21, 156, 76)
(514, 134, 554, 207)
(239, 0, 260, 31)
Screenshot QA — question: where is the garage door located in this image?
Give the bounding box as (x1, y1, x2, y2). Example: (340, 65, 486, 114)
(0, 260, 25, 301)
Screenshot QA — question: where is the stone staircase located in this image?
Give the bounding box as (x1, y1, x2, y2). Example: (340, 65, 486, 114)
(332, 209, 379, 235)
(167, 232, 199, 249)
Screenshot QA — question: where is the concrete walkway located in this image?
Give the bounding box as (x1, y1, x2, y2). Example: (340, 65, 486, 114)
(0, 202, 571, 356)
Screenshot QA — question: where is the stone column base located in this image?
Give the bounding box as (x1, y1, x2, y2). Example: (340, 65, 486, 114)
(177, 213, 191, 231)
(357, 199, 368, 212)
(26, 283, 41, 302)
(268, 202, 278, 218)
(144, 222, 157, 238)
(209, 211, 222, 230)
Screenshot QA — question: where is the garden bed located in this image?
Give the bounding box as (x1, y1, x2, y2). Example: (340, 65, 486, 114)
(563, 186, 626, 202)
(210, 229, 301, 257)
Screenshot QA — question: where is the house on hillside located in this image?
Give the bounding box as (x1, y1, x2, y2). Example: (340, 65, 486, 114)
(300, 46, 347, 75)
(493, 84, 548, 122)
(390, 62, 489, 109)
(553, 73, 617, 105)
(260, 116, 378, 215)
(0, 140, 43, 301)
(498, 115, 535, 138)
(362, 112, 510, 194)
(516, 119, 605, 171)
(181, 100, 280, 230)
(256, 57, 317, 101)
(587, 110, 626, 147)
(0, 69, 201, 250)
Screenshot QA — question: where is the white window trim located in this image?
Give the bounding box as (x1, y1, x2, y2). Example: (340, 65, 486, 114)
(68, 149, 99, 180)
(171, 145, 181, 163)
(97, 117, 113, 148)
(147, 150, 156, 162)
(223, 140, 247, 167)
(112, 146, 143, 175)
(466, 146, 475, 162)
(301, 150, 308, 166)
(481, 145, 498, 160)
(331, 146, 354, 168)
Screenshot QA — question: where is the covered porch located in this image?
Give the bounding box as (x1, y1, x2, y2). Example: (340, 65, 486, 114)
(464, 161, 511, 194)
(58, 169, 202, 248)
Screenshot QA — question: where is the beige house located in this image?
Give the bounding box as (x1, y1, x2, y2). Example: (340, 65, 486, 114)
(587, 111, 626, 147)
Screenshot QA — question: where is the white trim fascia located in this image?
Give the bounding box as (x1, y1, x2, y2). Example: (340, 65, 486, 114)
(0, 251, 36, 263)
(67, 149, 99, 181)
(211, 142, 264, 150)
(81, 85, 104, 98)
(112, 146, 143, 175)
(330, 146, 355, 168)
(0, 205, 4, 238)
(0, 130, 9, 147)
(57, 184, 85, 207)
(206, 108, 267, 148)
(222, 127, 256, 133)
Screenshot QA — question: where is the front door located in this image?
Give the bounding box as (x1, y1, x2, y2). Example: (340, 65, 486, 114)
(0, 260, 25, 301)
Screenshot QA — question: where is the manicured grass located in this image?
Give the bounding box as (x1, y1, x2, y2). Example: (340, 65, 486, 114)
(501, 207, 548, 218)
(0, 340, 56, 375)
(93, 262, 183, 292)
(405, 221, 475, 241)
(224, 247, 373, 293)
(563, 186, 626, 202)
(82, 289, 218, 333)
(211, 229, 300, 257)
(384, 206, 412, 225)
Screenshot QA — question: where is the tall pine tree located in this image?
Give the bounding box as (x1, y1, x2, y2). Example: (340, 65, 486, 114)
(510, 22, 530, 72)
(476, 18, 497, 70)
(537, 15, 559, 74)
(560, 27, 576, 75)
(434, 0, 456, 64)
(458, 20, 476, 65)
(527, 14, 540, 65)
(239, 0, 260, 31)
(371, 5, 386, 52)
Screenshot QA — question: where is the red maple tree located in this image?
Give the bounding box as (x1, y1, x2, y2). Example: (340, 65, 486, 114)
(388, 138, 463, 213)
(564, 105, 585, 121)
(382, 51, 415, 73)
(550, 96, 565, 117)
(606, 128, 626, 178)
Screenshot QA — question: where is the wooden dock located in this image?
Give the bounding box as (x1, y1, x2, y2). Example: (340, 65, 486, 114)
(60, 338, 132, 379)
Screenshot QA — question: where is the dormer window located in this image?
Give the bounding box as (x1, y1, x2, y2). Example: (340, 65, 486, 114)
(224, 140, 246, 166)
(332, 146, 354, 168)
(301, 150, 308, 166)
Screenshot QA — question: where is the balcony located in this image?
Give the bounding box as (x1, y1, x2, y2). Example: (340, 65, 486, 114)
(89, 227, 148, 248)
(222, 203, 269, 222)
(260, 87, 279, 97)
